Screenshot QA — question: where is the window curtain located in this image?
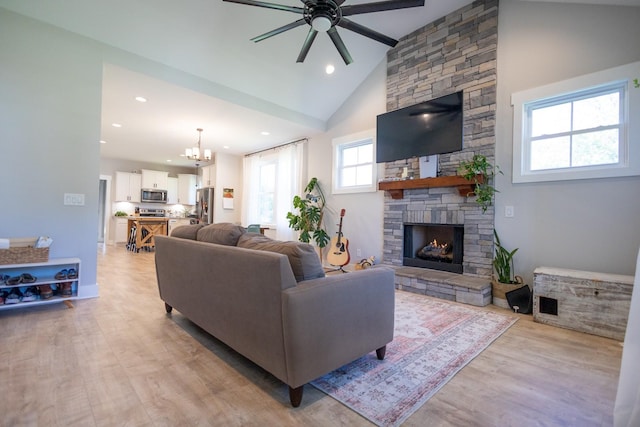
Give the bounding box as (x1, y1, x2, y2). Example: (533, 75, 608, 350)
(614, 246, 640, 427)
(242, 142, 304, 241)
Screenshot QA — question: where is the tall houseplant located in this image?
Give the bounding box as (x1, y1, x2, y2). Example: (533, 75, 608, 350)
(457, 154, 502, 213)
(286, 178, 330, 255)
(492, 229, 523, 308)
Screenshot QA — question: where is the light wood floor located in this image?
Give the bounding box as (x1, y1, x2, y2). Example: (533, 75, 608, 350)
(0, 244, 622, 426)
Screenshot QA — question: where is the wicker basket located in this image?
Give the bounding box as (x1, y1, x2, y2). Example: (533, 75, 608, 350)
(0, 237, 50, 265)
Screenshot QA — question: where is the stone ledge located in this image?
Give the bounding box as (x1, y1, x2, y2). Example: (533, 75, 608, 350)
(390, 266, 491, 307)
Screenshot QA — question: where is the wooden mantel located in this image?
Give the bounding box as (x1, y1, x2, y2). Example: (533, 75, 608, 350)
(378, 175, 483, 199)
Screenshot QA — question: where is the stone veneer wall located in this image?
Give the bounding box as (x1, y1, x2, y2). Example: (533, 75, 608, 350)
(381, 0, 498, 277)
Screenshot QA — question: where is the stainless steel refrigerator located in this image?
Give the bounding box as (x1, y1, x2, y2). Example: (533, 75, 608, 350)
(196, 187, 214, 224)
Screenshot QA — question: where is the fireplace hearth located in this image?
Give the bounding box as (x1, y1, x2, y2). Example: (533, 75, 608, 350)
(403, 223, 464, 274)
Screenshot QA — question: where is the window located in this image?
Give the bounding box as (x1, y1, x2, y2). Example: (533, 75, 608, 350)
(332, 129, 377, 194)
(512, 61, 640, 183)
(242, 143, 302, 241)
(257, 161, 276, 224)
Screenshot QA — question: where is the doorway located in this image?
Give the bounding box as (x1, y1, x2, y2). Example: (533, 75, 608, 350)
(98, 175, 112, 244)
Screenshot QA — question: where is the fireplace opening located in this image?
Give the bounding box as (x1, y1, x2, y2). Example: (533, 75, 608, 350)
(403, 223, 464, 273)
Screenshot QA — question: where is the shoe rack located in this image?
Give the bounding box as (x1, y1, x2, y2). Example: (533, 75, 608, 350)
(0, 257, 80, 310)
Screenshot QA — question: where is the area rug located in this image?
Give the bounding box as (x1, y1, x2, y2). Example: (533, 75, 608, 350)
(311, 291, 517, 426)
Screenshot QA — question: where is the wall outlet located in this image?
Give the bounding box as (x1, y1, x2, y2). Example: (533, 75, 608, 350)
(356, 248, 362, 257)
(505, 205, 514, 218)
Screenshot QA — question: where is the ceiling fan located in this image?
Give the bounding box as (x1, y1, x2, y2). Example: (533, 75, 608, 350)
(222, 0, 426, 65)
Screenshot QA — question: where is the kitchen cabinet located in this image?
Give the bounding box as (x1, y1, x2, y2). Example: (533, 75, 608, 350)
(178, 174, 197, 205)
(115, 172, 142, 202)
(166, 177, 179, 204)
(113, 217, 129, 243)
(0, 257, 80, 310)
(200, 165, 216, 188)
(141, 169, 168, 190)
(168, 218, 191, 235)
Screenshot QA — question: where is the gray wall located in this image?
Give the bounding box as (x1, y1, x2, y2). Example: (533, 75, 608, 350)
(0, 9, 102, 296)
(495, 0, 640, 283)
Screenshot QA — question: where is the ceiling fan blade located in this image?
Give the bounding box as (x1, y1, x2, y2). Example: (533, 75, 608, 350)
(222, 0, 303, 14)
(296, 28, 318, 63)
(327, 27, 353, 65)
(341, 0, 424, 16)
(337, 18, 398, 47)
(251, 19, 307, 42)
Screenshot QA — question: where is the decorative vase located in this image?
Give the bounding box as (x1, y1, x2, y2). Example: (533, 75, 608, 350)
(491, 276, 523, 309)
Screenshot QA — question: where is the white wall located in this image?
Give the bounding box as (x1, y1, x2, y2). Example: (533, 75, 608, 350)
(0, 9, 102, 296)
(496, 1, 640, 283)
(211, 152, 243, 225)
(308, 59, 387, 263)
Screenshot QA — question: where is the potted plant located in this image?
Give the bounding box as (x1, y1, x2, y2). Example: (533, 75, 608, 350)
(286, 178, 330, 259)
(491, 229, 523, 308)
(457, 154, 502, 213)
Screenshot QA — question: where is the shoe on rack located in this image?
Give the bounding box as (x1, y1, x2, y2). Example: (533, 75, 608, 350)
(22, 286, 38, 302)
(67, 268, 78, 279)
(5, 288, 23, 304)
(0, 274, 9, 285)
(6, 276, 22, 286)
(20, 273, 37, 283)
(0, 290, 7, 305)
(60, 282, 73, 296)
(55, 269, 68, 280)
(38, 284, 53, 300)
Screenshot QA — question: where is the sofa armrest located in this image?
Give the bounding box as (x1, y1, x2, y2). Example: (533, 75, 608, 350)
(281, 267, 395, 388)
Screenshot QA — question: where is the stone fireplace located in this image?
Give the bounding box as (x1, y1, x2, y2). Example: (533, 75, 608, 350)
(380, 0, 498, 281)
(404, 223, 464, 273)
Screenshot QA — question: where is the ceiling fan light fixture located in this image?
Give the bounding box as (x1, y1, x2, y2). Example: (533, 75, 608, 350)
(311, 16, 331, 32)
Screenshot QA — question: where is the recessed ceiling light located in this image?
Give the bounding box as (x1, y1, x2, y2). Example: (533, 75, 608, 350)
(325, 64, 335, 75)
(112, 123, 122, 128)
(223, 145, 229, 149)
(99, 140, 107, 144)
(135, 96, 147, 103)
(166, 159, 172, 162)
(261, 131, 270, 136)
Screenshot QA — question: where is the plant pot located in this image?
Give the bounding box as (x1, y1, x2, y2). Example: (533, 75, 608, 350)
(491, 276, 523, 309)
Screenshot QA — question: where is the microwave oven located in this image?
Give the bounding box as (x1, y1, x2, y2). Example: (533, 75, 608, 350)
(141, 189, 167, 203)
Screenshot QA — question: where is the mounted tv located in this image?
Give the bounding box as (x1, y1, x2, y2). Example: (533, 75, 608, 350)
(376, 91, 463, 163)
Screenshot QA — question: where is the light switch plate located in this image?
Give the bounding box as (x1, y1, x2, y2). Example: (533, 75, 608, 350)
(64, 193, 85, 206)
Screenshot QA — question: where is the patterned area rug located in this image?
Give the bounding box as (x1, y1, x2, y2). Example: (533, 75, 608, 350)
(311, 291, 517, 426)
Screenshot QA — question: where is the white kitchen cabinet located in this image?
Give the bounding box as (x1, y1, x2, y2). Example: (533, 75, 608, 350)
(166, 177, 179, 204)
(141, 169, 169, 190)
(168, 218, 192, 235)
(178, 174, 197, 205)
(200, 165, 216, 188)
(115, 172, 142, 202)
(0, 257, 81, 310)
(113, 217, 129, 243)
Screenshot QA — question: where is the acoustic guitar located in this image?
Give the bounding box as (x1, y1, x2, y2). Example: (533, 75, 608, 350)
(327, 209, 350, 267)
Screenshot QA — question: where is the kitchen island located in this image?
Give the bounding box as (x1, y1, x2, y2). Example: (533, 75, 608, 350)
(126, 217, 168, 252)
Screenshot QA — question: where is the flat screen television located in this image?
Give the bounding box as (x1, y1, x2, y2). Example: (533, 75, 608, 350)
(376, 91, 463, 163)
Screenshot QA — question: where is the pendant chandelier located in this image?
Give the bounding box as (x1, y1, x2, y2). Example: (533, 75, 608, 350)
(185, 128, 211, 166)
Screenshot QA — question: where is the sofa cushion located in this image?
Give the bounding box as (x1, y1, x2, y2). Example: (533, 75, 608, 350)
(170, 224, 204, 240)
(197, 223, 246, 246)
(237, 233, 325, 282)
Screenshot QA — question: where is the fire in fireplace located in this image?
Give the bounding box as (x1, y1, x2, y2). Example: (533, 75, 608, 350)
(403, 223, 464, 273)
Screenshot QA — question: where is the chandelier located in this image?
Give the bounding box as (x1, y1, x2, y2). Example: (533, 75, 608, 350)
(185, 128, 212, 165)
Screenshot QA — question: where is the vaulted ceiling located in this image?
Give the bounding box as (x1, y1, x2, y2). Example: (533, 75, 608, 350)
(1, 0, 638, 166)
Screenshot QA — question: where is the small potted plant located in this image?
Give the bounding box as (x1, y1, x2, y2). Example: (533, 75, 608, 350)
(457, 154, 502, 213)
(491, 229, 523, 308)
(286, 178, 330, 259)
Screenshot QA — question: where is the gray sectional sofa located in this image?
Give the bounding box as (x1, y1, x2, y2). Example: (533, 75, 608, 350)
(154, 223, 395, 407)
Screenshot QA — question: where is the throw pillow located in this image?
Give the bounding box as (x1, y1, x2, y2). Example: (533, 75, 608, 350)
(170, 224, 204, 240)
(237, 233, 325, 282)
(197, 223, 246, 246)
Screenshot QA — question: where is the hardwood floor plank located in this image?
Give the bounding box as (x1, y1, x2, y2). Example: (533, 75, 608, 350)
(0, 244, 623, 426)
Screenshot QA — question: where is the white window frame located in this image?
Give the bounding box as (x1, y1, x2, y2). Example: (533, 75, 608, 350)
(512, 60, 640, 183)
(332, 129, 377, 194)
